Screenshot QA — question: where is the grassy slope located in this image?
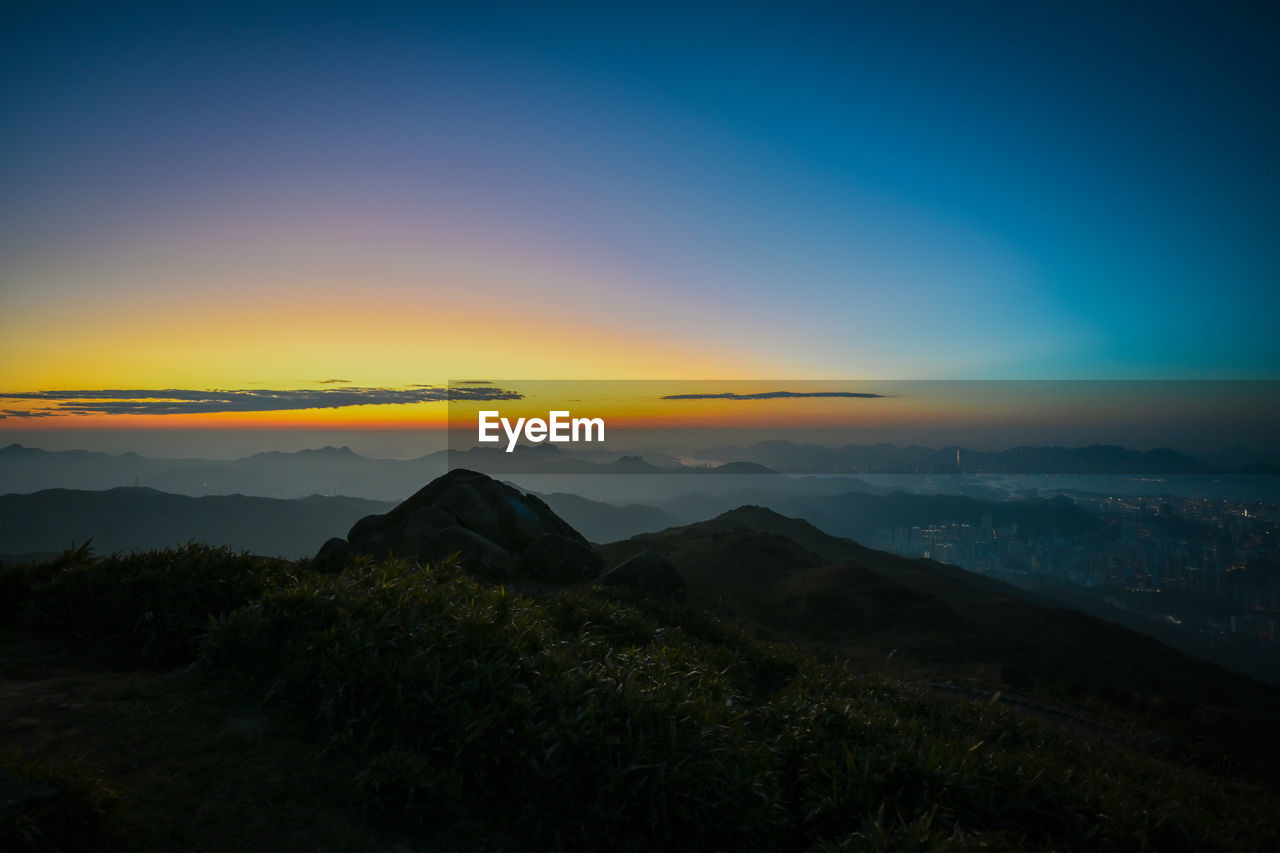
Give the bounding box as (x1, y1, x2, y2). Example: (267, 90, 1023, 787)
(2, 543, 1278, 851)
(596, 507, 1280, 779)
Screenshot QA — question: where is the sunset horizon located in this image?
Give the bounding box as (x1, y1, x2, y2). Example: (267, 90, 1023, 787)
(5, 4, 1278, 449)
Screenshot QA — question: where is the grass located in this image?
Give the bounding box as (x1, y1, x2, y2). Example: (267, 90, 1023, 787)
(2, 545, 1278, 850)
(0, 756, 119, 852)
(596, 514, 1280, 781)
(13, 542, 296, 665)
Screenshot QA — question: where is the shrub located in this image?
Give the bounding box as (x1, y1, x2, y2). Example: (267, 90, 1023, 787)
(201, 556, 1280, 850)
(16, 544, 1275, 850)
(22, 543, 295, 664)
(202, 558, 788, 848)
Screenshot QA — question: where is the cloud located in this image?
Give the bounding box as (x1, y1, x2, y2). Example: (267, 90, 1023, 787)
(660, 391, 888, 401)
(0, 385, 523, 416)
(315, 378, 352, 384)
(0, 409, 60, 418)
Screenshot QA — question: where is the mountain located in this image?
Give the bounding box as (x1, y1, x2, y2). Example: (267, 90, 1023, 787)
(0, 443, 211, 491)
(0, 487, 394, 558)
(7, 442, 1268, 509)
(5, 473, 1280, 848)
(7, 528, 1279, 849)
(597, 506, 1280, 775)
(768, 489, 1104, 541)
(529, 490, 688, 543)
(647, 485, 1102, 544)
(1190, 446, 1280, 471)
(440, 446, 778, 475)
(0, 443, 775, 500)
(598, 505, 1052, 648)
(0, 442, 438, 500)
(0, 481, 687, 559)
(319, 468, 603, 582)
(693, 440, 1239, 474)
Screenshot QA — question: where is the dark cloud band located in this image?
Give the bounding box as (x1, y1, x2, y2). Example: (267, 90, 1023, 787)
(660, 391, 887, 401)
(0, 385, 522, 417)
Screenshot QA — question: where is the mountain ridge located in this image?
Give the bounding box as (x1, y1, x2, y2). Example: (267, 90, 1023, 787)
(4, 469, 1279, 850)
(0, 487, 394, 558)
(595, 503, 1280, 775)
(5, 442, 1275, 503)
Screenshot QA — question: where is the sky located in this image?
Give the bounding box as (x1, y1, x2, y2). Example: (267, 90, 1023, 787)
(2, 1, 1278, 443)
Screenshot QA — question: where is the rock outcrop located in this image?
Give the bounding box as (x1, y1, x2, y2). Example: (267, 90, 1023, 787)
(316, 468, 602, 581)
(312, 536, 353, 574)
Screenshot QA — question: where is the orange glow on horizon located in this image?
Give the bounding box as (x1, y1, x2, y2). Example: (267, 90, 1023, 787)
(0, 408, 452, 431)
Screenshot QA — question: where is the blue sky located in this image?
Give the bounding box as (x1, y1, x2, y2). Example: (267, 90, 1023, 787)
(2, 0, 1277, 413)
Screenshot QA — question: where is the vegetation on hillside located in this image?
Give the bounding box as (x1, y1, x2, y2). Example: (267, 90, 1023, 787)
(3, 544, 1278, 851)
(600, 508, 1280, 779)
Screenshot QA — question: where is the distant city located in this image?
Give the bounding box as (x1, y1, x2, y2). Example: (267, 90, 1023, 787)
(872, 488, 1279, 660)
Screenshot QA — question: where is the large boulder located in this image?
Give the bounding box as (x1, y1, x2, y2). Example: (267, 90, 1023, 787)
(598, 550, 686, 597)
(411, 526, 523, 580)
(313, 537, 353, 574)
(321, 469, 597, 582)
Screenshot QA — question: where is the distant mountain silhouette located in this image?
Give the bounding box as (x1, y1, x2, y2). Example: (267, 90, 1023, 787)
(0, 443, 440, 499)
(529, 490, 688, 543)
(6, 443, 1270, 510)
(0, 487, 393, 558)
(1188, 445, 1280, 471)
(691, 440, 1265, 474)
(0, 443, 777, 500)
(644, 485, 1102, 544)
(773, 489, 1103, 541)
(0, 483, 688, 559)
(439, 446, 778, 475)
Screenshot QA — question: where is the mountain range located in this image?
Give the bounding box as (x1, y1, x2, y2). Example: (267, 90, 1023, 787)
(5, 441, 1275, 504)
(692, 440, 1280, 474)
(8, 477, 1274, 685)
(0, 488, 393, 560)
(0, 478, 1105, 562)
(7, 472, 1279, 849)
(0, 443, 773, 500)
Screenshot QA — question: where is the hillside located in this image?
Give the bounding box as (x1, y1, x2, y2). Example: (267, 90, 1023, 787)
(3, 472, 1279, 850)
(598, 506, 1280, 776)
(4, 544, 1279, 851)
